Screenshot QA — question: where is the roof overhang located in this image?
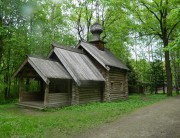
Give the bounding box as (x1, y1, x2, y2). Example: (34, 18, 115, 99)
(77, 42, 110, 71)
(12, 56, 72, 84)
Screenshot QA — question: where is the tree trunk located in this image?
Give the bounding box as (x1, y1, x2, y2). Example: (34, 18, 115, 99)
(164, 50, 173, 96)
(160, 43, 166, 94)
(4, 47, 11, 99)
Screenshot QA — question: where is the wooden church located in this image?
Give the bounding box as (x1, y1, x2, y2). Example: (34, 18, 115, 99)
(13, 22, 129, 109)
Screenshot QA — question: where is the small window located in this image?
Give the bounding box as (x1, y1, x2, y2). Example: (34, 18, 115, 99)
(111, 81, 114, 89)
(120, 82, 124, 91)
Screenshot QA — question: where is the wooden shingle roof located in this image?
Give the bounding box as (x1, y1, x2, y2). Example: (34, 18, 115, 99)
(53, 46, 105, 85)
(13, 57, 71, 84)
(78, 42, 129, 71)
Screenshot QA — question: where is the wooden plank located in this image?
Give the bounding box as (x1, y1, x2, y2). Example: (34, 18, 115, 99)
(79, 42, 129, 70)
(48, 92, 70, 107)
(28, 59, 50, 84)
(19, 78, 23, 102)
(44, 84, 49, 107)
(78, 84, 101, 104)
(54, 47, 105, 86)
(108, 68, 128, 101)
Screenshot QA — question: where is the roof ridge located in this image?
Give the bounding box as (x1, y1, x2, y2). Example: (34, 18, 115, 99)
(52, 42, 84, 54)
(28, 55, 58, 62)
(81, 41, 110, 51)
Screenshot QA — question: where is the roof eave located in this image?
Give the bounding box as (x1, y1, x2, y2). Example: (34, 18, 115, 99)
(108, 65, 130, 71)
(54, 48, 82, 86)
(47, 48, 54, 59)
(28, 58, 50, 84)
(79, 42, 110, 71)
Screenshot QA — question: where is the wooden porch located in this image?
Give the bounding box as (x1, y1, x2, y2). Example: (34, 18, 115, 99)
(16, 101, 45, 110)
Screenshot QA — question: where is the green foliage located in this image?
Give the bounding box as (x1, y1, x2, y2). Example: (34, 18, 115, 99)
(0, 0, 77, 100)
(0, 94, 167, 137)
(167, 34, 180, 52)
(149, 60, 165, 92)
(0, 0, 179, 100)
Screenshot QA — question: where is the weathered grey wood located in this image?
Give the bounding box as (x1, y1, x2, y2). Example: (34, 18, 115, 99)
(13, 56, 72, 84)
(78, 83, 101, 104)
(44, 84, 49, 107)
(103, 71, 110, 102)
(78, 42, 129, 70)
(14, 38, 129, 109)
(71, 82, 79, 105)
(52, 42, 84, 54)
(19, 78, 23, 102)
(48, 93, 70, 107)
(29, 57, 71, 84)
(54, 47, 105, 86)
(109, 68, 128, 101)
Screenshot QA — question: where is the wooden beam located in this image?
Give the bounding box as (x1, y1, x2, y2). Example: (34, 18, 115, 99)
(19, 78, 23, 102)
(44, 84, 49, 107)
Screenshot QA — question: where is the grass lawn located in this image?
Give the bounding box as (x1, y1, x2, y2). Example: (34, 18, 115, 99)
(0, 94, 168, 138)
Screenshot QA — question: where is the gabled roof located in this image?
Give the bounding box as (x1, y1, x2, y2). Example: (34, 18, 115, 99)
(13, 57, 71, 84)
(52, 46, 105, 85)
(78, 41, 129, 71)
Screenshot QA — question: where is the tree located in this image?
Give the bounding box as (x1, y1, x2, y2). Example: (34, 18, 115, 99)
(127, 0, 180, 96)
(168, 33, 180, 94)
(0, 0, 77, 101)
(150, 60, 165, 94)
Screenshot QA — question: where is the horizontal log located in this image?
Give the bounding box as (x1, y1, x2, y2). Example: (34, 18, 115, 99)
(79, 91, 100, 95)
(79, 99, 100, 104)
(48, 102, 70, 107)
(49, 99, 69, 102)
(79, 97, 100, 100)
(48, 93, 70, 104)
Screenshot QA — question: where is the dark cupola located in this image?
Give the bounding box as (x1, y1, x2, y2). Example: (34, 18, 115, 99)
(90, 22, 105, 51)
(90, 22, 103, 41)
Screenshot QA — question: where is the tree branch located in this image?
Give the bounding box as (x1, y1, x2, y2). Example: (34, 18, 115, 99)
(168, 21, 180, 39)
(141, 1, 161, 23)
(76, 1, 83, 41)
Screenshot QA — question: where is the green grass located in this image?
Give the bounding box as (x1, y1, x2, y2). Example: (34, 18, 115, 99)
(0, 94, 168, 138)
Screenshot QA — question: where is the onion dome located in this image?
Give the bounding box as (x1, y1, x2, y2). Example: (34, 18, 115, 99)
(90, 22, 103, 41)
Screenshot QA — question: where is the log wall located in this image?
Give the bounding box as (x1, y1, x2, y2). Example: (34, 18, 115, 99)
(78, 82, 101, 104)
(83, 52, 108, 102)
(109, 68, 128, 100)
(47, 79, 71, 107)
(48, 93, 70, 107)
(71, 81, 79, 105)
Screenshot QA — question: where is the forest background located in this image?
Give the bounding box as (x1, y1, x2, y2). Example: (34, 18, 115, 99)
(0, 0, 180, 103)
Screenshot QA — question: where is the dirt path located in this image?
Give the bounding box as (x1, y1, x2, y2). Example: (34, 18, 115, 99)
(75, 96, 180, 138)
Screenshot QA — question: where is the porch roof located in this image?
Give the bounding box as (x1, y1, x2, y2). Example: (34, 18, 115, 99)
(13, 56, 72, 84)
